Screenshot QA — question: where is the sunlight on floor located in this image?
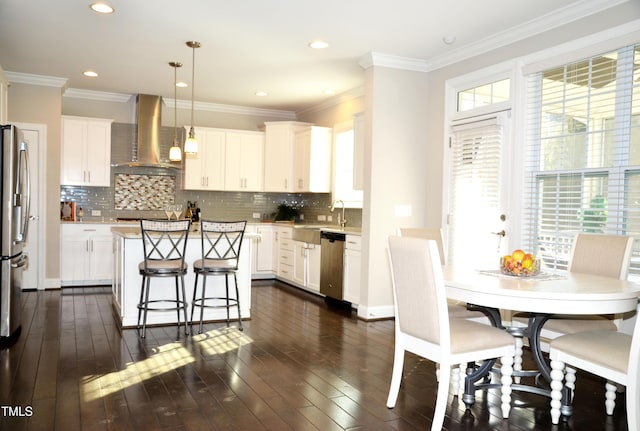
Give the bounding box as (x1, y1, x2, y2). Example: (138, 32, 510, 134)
(81, 328, 254, 402)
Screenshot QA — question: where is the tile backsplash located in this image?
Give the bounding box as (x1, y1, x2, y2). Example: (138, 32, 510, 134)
(60, 122, 362, 226)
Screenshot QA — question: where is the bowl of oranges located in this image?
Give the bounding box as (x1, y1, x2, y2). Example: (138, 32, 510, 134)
(501, 249, 540, 277)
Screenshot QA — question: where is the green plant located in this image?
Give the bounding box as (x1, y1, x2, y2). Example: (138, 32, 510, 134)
(272, 203, 300, 221)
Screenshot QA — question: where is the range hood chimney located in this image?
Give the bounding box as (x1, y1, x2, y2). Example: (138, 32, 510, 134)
(115, 94, 179, 169)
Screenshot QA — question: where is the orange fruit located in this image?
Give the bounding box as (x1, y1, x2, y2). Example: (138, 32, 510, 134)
(511, 249, 525, 262)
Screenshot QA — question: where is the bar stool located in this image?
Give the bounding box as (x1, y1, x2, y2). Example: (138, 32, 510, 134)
(191, 220, 246, 333)
(137, 219, 191, 338)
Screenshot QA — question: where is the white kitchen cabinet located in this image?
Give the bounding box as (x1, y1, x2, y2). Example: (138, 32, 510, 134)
(343, 234, 361, 304)
(61, 223, 115, 286)
(275, 226, 294, 282)
(249, 224, 275, 278)
(263, 121, 311, 192)
(225, 131, 264, 191)
(183, 127, 226, 190)
(61, 116, 113, 186)
(292, 240, 321, 293)
(294, 126, 332, 193)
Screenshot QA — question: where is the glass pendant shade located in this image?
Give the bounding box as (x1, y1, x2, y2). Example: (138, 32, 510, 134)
(169, 141, 182, 161)
(184, 126, 198, 154)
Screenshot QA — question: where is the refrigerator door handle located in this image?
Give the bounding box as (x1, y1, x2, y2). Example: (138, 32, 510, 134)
(11, 254, 28, 269)
(15, 140, 30, 243)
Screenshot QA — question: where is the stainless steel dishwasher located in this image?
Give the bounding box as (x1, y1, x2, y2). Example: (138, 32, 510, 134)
(320, 231, 346, 301)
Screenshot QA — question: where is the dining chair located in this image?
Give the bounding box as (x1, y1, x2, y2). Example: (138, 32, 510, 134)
(549, 303, 640, 427)
(191, 220, 247, 334)
(137, 219, 191, 338)
(399, 227, 491, 391)
(387, 235, 515, 431)
(398, 228, 488, 322)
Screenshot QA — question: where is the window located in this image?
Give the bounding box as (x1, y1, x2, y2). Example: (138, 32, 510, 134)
(457, 78, 510, 112)
(523, 44, 640, 278)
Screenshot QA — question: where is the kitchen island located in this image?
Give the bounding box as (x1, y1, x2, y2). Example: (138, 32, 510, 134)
(111, 225, 254, 328)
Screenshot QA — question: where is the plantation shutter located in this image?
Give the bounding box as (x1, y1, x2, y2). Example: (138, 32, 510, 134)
(448, 117, 504, 266)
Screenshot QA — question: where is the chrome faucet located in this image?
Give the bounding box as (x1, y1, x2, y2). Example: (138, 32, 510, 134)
(330, 199, 347, 229)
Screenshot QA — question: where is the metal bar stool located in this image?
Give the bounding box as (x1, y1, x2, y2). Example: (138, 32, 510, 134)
(191, 220, 246, 333)
(137, 219, 191, 338)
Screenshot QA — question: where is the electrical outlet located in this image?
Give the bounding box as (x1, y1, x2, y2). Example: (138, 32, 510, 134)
(252, 212, 261, 219)
(91, 210, 101, 216)
(327, 215, 333, 222)
(299, 214, 304, 220)
(318, 215, 326, 221)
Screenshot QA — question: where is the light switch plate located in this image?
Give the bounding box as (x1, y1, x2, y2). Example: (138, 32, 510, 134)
(91, 210, 101, 216)
(252, 212, 261, 219)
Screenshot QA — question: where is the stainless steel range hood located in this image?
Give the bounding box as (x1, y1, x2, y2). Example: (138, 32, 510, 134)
(114, 94, 179, 169)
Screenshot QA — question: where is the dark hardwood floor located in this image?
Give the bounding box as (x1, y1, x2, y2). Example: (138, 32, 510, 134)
(0, 280, 630, 430)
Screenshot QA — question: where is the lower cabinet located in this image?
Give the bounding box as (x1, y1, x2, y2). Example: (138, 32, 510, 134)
(249, 224, 275, 278)
(293, 240, 321, 293)
(343, 234, 361, 304)
(61, 224, 115, 286)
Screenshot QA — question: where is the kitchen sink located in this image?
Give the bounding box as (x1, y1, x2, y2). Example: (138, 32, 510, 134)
(292, 225, 326, 244)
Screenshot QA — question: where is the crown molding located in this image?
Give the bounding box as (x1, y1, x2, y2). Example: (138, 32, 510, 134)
(63, 88, 132, 103)
(359, 0, 631, 74)
(5, 71, 67, 88)
(358, 52, 429, 72)
(164, 98, 296, 120)
(426, 0, 632, 71)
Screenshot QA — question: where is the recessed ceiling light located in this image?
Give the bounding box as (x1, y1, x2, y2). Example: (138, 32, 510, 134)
(255, 91, 268, 97)
(322, 89, 335, 95)
(83, 70, 99, 77)
(176, 82, 188, 88)
(308, 40, 329, 49)
(89, 2, 115, 14)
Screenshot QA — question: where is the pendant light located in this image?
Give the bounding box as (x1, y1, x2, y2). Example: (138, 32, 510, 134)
(184, 41, 201, 154)
(169, 61, 183, 162)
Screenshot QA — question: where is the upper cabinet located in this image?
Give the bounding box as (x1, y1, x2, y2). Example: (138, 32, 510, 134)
(183, 126, 264, 192)
(61, 116, 113, 187)
(263, 121, 310, 192)
(264, 121, 331, 193)
(294, 126, 332, 193)
(183, 127, 226, 190)
(225, 130, 264, 192)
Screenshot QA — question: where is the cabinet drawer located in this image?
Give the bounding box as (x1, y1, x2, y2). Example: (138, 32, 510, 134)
(345, 235, 361, 251)
(279, 249, 294, 265)
(280, 238, 294, 251)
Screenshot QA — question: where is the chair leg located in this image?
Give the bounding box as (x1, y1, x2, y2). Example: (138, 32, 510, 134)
(513, 336, 523, 384)
(140, 277, 152, 338)
(174, 276, 181, 327)
(225, 274, 231, 326)
(190, 273, 199, 328)
(137, 275, 146, 331)
(179, 275, 189, 336)
(386, 343, 405, 408)
(550, 358, 565, 425)
(605, 381, 617, 415)
(432, 361, 451, 431)
(499, 354, 513, 419)
(198, 276, 207, 334)
(233, 273, 243, 331)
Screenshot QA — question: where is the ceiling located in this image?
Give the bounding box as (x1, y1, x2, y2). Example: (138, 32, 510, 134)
(0, 0, 624, 113)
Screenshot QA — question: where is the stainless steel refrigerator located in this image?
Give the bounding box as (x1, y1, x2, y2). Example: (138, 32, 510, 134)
(0, 125, 30, 339)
